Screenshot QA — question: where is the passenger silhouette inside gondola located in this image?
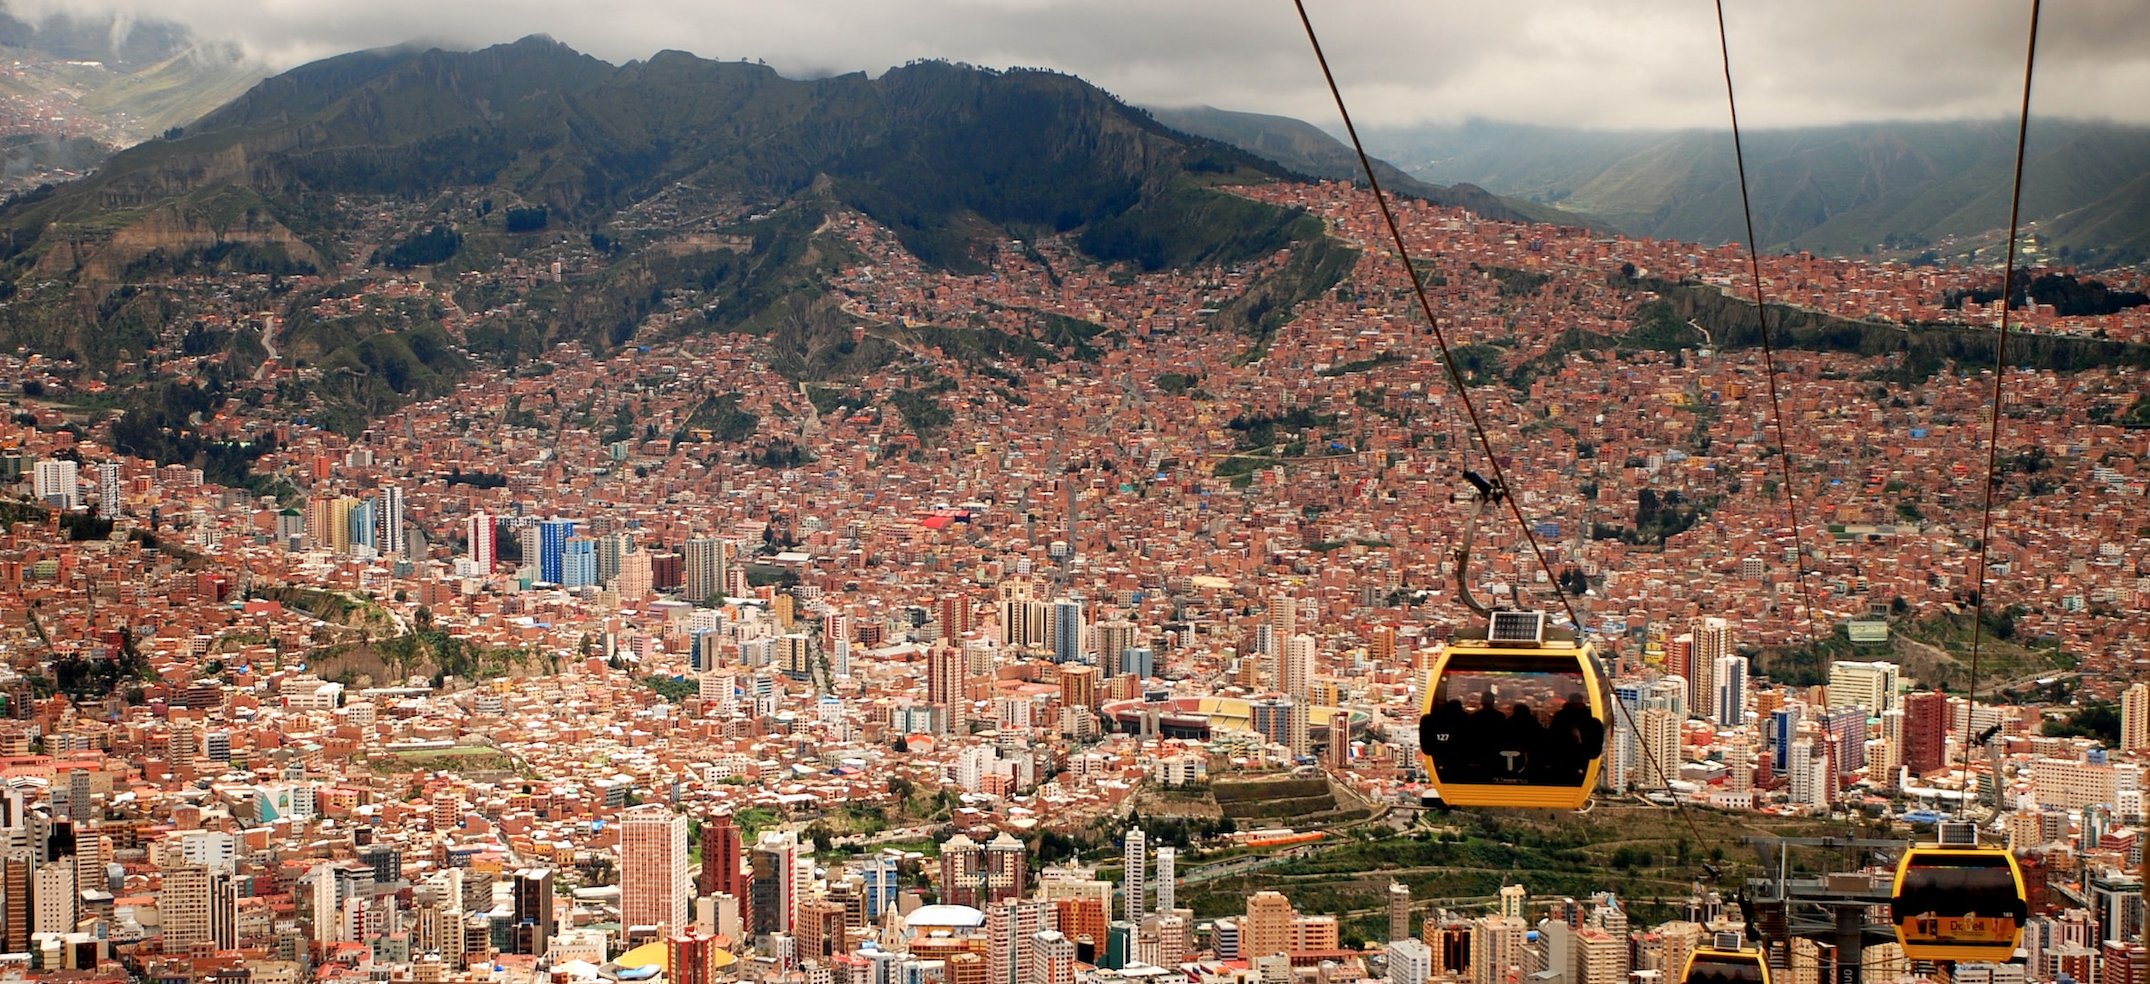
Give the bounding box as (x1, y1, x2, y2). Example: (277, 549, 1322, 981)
(1466, 691, 1506, 780)
(1687, 958, 1766, 984)
(1499, 700, 1540, 779)
(1541, 691, 1604, 783)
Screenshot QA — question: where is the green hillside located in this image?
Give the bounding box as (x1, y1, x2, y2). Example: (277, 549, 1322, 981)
(79, 46, 269, 136)
(5, 39, 1301, 272)
(0, 38, 1349, 461)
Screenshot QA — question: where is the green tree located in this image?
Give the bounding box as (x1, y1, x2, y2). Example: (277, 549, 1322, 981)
(2043, 703, 2120, 744)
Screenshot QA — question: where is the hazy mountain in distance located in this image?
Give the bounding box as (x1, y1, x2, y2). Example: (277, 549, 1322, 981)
(1146, 104, 1578, 227)
(1368, 118, 2150, 267)
(0, 4, 268, 186)
(0, 3, 194, 67)
(77, 46, 270, 137)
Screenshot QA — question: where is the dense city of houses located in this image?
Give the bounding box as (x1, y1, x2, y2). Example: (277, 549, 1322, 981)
(0, 177, 2144, 983)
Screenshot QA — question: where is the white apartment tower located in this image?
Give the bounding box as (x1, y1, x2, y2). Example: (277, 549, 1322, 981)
(33, 459, 78, 511)
(1712, 654, 1748, 727)
(1390, 937, 1434, 984)
(96, 462, 121, 517)
(377, 485, 406, 557)
(1284, 634, 1315, 756)
(1829, 660, 1902, 718)
(467, 513, 496, 570)
(1122, 828, 1147, 924)
(1154, 846, 1176, 915)
(1788, 738, 1830, 810)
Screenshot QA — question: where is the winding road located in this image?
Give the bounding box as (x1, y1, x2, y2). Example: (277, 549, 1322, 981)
(254, 317, 281, 382)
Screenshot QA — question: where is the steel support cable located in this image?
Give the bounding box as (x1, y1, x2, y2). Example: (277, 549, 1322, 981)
(1289, 1, 1581, 636)
(1962, 0, 2042, 820)
(1714, 0, 1826, 656)
(1292, 1, 1710, 849)
(1712, 12, 1850, 920)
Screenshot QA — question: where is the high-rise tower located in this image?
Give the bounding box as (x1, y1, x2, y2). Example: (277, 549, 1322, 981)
(1122, 828, 1147, 924)
(2120, 682, 2148, 753)
(1689, 617, 1732, 716)
(1154, 847, 1176, 915)
(377, 485, 406, 557)
(1712, 654, 1748, 727)
(1284, 635, 1315, 756)
(684, 538, 728, 605)
(512, 868, 554, 956)
(467, 513, 496, 570)
(619, 807, 689, 934)
(1903, 691, 1950, 778)
(160, 863, 237, 951)
(1388, 882, 1413, 943)
(1828, 660, 1901, 718)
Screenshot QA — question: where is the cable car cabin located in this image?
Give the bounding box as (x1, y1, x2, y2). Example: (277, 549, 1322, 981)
(1680, 949, 1770, 984)
(1891, 846, 2028, 962)
(1417, 610, 1610, 810)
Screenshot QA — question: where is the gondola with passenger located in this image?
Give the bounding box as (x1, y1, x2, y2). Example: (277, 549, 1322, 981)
(1416, 472, 1612, 811)
(1418, 609, 1610, 809)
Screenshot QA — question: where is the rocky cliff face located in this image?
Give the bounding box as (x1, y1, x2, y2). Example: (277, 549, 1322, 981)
(35, 199, 323, 282)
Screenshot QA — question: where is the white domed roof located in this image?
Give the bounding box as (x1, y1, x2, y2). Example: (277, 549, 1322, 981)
(906, 904, 987, 929)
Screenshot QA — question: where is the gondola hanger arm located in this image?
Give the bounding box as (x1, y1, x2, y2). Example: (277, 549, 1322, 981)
(1452, 469, 1504, 618)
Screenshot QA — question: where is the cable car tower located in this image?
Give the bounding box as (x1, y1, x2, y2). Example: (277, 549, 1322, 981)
(1741, 836, 1904, 984)
(1738, 819, 2030, 984)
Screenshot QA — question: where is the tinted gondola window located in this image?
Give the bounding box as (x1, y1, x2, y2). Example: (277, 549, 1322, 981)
(1426, 659, 1603, 785)
(1685, 955, 1767, 984)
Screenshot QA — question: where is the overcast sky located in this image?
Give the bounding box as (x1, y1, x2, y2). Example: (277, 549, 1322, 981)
(12, 0, 2146, 131)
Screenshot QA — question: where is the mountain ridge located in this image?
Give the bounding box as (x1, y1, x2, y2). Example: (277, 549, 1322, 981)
(0, 38, 1358, 464)
(7, 39, 1316, 277)
(1144, 104, 1577, 228)
(1367, 118, 2150, 266)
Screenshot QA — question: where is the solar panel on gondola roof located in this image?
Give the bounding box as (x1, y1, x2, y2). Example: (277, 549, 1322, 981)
(1487, 610, 1545, 645)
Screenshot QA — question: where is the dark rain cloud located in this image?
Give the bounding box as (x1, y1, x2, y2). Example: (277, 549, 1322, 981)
(9, 0, 2143, 129)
